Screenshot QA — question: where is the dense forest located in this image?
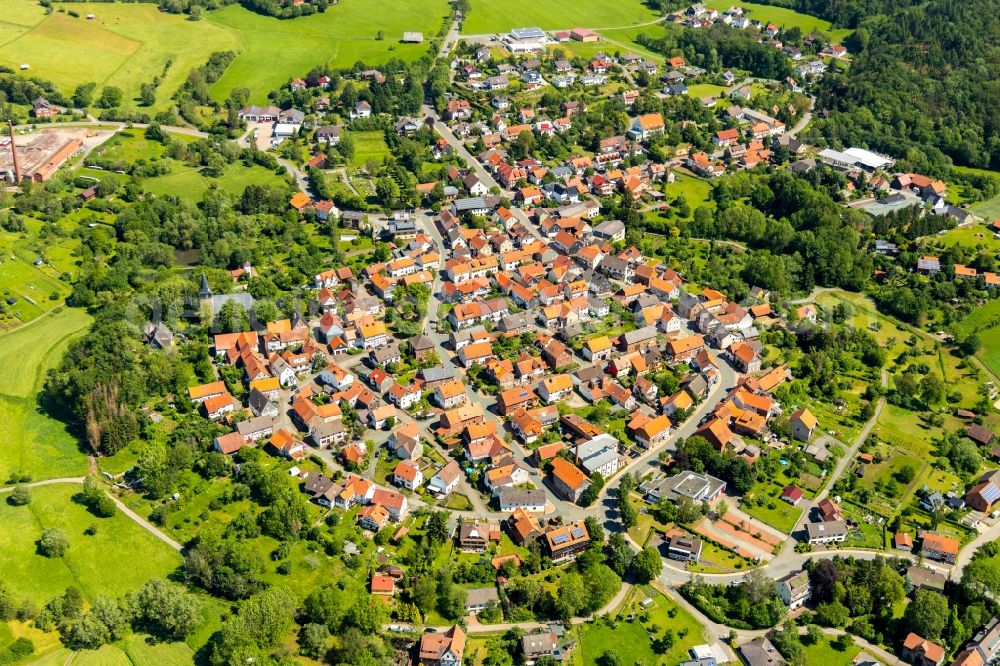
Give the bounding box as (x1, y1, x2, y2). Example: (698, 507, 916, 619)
(805, 0, 1000, 170)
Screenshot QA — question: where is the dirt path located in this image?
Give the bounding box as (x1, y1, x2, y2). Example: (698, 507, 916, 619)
(0, 477, 183, 552)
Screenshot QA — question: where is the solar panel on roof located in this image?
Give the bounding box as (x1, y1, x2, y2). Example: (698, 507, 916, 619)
(571, 528, 585, 539)
(552, 533, 569, 545)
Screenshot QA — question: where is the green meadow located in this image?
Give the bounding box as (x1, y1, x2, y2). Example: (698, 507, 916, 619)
(0, 0, 449, 110)
(0, 484, 182, 603)
(0, 307, 92, 483)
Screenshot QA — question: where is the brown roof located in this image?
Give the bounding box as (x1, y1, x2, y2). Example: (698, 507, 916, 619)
(550, 456, 588, 491)
(903, 633, 945, 663)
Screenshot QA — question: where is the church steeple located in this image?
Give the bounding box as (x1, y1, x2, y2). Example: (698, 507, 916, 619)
(199, 272, 212, 299)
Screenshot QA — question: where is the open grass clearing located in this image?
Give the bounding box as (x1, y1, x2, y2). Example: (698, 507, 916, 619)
(348, 130, 392, 170)
(1, 0, 447, 110)
(0, 484, 182, 604)
(573, 585, 705, 666)
(0, 1, 240, 113)
(800, 635, 862, 665)
(207, 0, 450, 104)
(742, 480, 803, 534)
(0, 307, 92, 483)
(955, 298, 1000, 379)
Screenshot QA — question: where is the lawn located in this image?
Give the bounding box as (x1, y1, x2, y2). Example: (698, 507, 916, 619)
(574, 586, 705, 666)
(0, 2, 240, 113)
(800, 635, 862, 665)
(144, 162, 288, 200)
(971, 194, 1000, 222)
(462, 0, 661, 34)
(0, 484, 182, 604)
(551, 24, 669, 62)
(84, 129, 290, 202)
(687, 83, 729, 98)
(348, 131, 392, 170)
(703, 0, 853, 41)
(661, 170, 715, 218)
(0, 307, 92, 483)
(742, 481, 803, 534)
(207, 0, 450, 104)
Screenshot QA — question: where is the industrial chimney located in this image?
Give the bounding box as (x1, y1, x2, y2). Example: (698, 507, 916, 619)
(7, 122, 20, 183)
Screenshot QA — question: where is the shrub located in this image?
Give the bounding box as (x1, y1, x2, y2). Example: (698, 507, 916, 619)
(6, 486, 31, 506)
(38, 528, 69, 558)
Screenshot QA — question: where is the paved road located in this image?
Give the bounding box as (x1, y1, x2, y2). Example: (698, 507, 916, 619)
(416, 582, 635, 634)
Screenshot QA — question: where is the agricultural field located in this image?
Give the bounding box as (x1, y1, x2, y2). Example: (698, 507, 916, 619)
(0, 2, 240, 113)
(703, 0, 853, 42)
(0, 307, 92, 483)
(206, 0, 451, 104)
(462, 0, 661, 35)
(0, 0, 448, 111)
(0, 484, 182, 603)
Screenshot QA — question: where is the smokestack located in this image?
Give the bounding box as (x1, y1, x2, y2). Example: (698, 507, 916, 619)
(8, 122, 20, 183)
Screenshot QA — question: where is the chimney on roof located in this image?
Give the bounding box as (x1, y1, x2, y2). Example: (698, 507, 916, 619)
(8, 121, 20, 183)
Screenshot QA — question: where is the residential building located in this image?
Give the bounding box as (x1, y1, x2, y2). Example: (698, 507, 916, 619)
(790, 408, 818, 441)
(739, 638, 786, 666)
(549, 456, 591, 503)
(775, 570, 811, 609)
(544, 520, 591, 562)
(498, 487, 547, 512)
(418, 625, 466, 666)
(902, 633, 945, 666)
(805, 520, 848, 545)
(921, 532, 960, 564)
(465, 587, 500, 613)
(660, 532, 703, 562)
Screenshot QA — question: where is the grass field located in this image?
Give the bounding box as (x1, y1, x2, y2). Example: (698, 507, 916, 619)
(349, 131, 392, 169)
(0, 2, 240, 113)
(704, 0, 853, 41)
(0, 307, 92, 483)
(0, 484, 182, 603)
(83, 129, 289, 201)
(0, 0, 448, 110)
(971, 195, 1000, 222)
(801, 636, 862, 665)
(206, 0, 450, 104)
(0, 214, 79, 327)
(573, 586, 704, 666)
(462, 0, 661, 34)
(956, 299, 1000, 377)
(743, 480, 803, 534)
(687, 83, 729, 98)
